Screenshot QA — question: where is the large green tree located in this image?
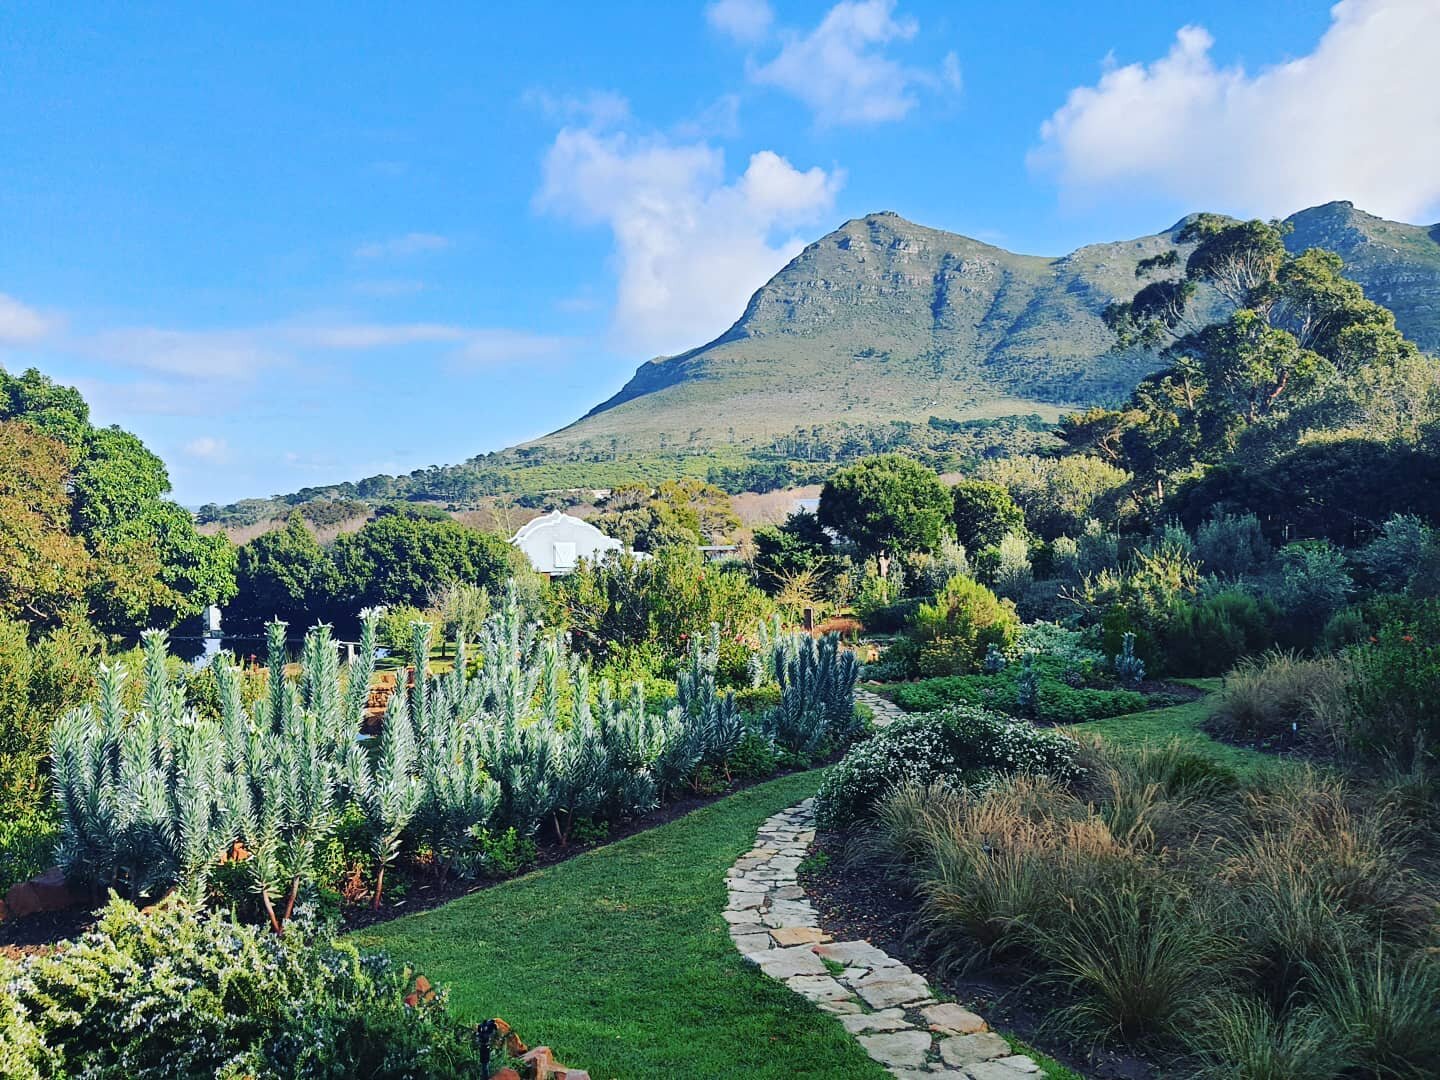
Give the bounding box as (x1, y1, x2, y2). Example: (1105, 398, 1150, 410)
(1082, 218, 1435, 514)
(818, 454, 950, 566)
(950, 480, 1026, 554)
(231, 512, 341, 629)
(0, 367, 237, 634)
(330, 510, 527, 609)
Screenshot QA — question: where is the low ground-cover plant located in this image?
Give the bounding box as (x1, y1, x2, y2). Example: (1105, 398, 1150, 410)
(844, 739, 1440, 1075)
(0, 897, 492, 1080)
(889, 673, 1145, 724)
(815, 704, 1080, 828)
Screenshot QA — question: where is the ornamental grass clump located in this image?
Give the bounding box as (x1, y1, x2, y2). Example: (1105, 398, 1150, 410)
(843, 732, 1440, 1069)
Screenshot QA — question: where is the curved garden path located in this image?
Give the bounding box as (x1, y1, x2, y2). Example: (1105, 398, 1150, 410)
(726, 693, 1045, 1080)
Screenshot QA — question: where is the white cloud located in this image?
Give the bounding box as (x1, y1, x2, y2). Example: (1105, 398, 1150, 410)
(291, 323, 466, 348)
(750, 0, 954, 126)
(354, 232, 452, 259)
(537, 125, 842, 355)
(453, 329, 576, 369)
(524, 88, 632, 128)
(183, 436, 229, 462)
(1032, 0, 1440, 222)
(0, 292, 56, 343)
(84, 327, 286, 380)
(707, 0, 773, 43)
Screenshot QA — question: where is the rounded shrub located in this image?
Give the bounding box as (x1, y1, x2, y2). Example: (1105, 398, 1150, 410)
(911, 575, 1021, 675)
(815, 705, 1080, 829)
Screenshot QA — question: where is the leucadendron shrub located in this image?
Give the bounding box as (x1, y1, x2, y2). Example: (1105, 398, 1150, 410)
(0, 897, 489, 1080)
(815, 704, 1080, 829)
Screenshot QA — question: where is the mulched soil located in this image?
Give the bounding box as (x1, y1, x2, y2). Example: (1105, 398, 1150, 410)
(801, 834, 1161, 1080)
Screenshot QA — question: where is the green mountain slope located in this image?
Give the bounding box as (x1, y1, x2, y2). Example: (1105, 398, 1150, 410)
(539, 212, 1185, 454)
(201, 201, 1440, 525)
(1284, 201, 1440, 349)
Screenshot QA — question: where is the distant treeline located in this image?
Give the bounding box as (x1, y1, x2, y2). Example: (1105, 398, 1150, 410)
(195, 415, 1061, 527)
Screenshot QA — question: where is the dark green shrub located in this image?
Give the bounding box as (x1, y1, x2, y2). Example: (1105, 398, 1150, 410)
(727, 727, 779, 780)
(1035, 683, 1146, 724)
(911, 575, 1020, 674)
(733, 685, 781, 716)
(1, 898, 488, 1079)
(1343, 603, 1440, 769)
(1161, 590, 1278, 676)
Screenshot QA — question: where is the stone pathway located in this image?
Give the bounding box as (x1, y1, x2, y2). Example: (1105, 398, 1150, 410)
(726, 798, 1043, 1079)
(856, 687, 907, 728)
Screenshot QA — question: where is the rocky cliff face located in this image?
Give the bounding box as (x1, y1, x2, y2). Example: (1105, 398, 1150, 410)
(543, 203, 1440, 453)
(1285, 201, 1440, 350)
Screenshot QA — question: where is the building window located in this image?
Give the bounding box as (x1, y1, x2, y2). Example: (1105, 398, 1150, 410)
(553, 541, 577, 569)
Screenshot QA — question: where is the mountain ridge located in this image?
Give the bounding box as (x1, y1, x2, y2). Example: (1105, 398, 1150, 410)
(533, 201, 1439, 455)
(199, 200, 1440, 524)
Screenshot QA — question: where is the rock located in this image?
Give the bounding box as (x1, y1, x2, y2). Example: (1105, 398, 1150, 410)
(731, 933, 772, 955)
(519, 1046, 552, 1073)
(991, 1055, 1042, 1073)
(854, 971, 933, 1009)
(769, 926, 829, 946)
(4, 868, 81, 920)
(839, 1010, 913, 1034)
(759, 945, 827, 979)
(921, 1002, 988, 1035)
(938, 1031, 1011, 1067)
(967, 1060, 1042, 1080)
(727, 922, 767, 937)
(857, 1030, 933, 1068)
(815, 940, 896, 969)
(786, 975, 852, 1003)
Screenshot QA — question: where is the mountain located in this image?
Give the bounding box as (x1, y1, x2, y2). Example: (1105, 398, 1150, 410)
(531, 202, 1440, 457)
(201, 201, 1440, 525)
(1284, 201, 1440, 349)
(533, 211, 1190, 454)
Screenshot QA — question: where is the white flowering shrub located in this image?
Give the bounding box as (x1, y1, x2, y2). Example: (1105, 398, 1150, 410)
(815, 704, 1080, 828)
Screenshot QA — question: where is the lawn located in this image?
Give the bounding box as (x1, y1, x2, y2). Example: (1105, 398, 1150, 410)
(354, 770, 889, 1080)
(1065, 679, 1285, 776)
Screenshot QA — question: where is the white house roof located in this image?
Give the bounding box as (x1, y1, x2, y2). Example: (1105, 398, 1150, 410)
(510, 510, 623, 575)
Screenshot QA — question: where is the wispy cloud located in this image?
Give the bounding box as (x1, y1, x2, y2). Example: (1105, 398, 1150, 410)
(745, 0, 959, 127)
(452, 329, 577, 369)
(0, 292, 59, 344)
(1031, 0, 1440, 221)
(82, 327, 287, 380)
(183, 435, 229, 462)
(706, 0, 774, 44)
(354, 232, 452, 259)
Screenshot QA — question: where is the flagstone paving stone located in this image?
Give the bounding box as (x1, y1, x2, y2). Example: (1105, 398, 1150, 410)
(726, 791, 1038, 1079)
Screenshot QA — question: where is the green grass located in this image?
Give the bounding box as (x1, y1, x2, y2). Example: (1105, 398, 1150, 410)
(1065, 690, 1283, 777)
(354, 771, 889, 1080)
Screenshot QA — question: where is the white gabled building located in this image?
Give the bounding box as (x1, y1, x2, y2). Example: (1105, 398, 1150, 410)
(510, 510, 623, 577)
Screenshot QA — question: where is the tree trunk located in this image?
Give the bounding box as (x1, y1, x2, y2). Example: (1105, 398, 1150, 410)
(372, 865, 386, 910)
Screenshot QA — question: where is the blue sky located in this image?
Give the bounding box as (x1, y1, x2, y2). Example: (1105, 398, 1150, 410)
(1, 0, 1435, 505)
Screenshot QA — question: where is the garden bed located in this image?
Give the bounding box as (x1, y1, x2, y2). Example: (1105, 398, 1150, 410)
(801, 835, 1156, 1080)
(0, 757, 847, 954)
